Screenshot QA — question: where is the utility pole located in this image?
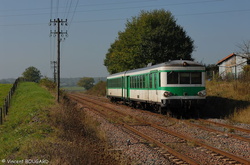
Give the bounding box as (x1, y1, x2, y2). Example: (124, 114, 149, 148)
(49, 18, 68, 102)
(50, 61, 57, 83)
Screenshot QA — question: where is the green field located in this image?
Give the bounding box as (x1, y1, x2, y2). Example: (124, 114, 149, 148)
(0, 84, 12, 107)
(0, 82, 55, 161)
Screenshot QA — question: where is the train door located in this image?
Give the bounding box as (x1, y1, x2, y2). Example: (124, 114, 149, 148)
(149, 70, 158, 102)
(124, 76, 130, 100)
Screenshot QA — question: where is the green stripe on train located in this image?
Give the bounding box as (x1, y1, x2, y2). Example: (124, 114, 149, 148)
(107, 86, 205, 96)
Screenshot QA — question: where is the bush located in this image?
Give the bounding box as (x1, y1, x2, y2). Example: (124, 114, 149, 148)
(85, 81, 106, 96)
(39, 77, 56, 91)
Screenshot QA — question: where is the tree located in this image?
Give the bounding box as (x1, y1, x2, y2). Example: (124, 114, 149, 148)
(77, 77, 95, 90)
(22, 66, 41, 82)
(236, 40, 250, 55)
(236, 40, 250, 65)
(104, 9, 194, 74)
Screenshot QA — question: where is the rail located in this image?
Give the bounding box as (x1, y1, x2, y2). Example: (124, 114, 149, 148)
(69, 93, 250, 165)
(69, 94, 199, 165)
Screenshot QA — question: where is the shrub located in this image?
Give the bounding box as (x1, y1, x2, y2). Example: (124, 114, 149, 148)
(39, 77, 56, 91)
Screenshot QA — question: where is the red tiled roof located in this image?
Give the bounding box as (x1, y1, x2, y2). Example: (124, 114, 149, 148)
(217, 53, 236, 65)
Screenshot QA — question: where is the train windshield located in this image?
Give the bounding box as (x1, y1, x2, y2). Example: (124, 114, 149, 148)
(167, 72, 202, 84)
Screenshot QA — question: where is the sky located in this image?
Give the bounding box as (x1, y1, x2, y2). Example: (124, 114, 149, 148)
(0, 0, 250, 79)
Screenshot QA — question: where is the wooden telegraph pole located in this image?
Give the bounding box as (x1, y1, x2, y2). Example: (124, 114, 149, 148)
(49, 18, 68, 102)
(50, 61, 57, 83)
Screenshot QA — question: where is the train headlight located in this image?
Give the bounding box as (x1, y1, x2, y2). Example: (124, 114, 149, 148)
(197, 90, 206, 97)
(163, 91, 172, 97)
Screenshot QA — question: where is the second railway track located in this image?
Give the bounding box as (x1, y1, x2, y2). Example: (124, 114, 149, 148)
(68, 93, 250, 165)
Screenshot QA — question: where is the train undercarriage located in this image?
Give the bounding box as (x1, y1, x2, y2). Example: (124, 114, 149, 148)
(108, 96, 206, 118)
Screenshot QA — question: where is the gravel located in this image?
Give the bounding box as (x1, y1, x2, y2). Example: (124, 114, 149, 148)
(74, 95, 250, 164)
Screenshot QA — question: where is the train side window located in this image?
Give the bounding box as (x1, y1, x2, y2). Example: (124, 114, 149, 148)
(149, 74, 153, 88)
(145, 74, 148, 88)
(154, 73, 157, 88)
(167, 72, 178, 84)
(130, 77, 133, 88)
(140, 75, 143, 88)
(191, 72, 202, 84)
(133, 76, 135, 88)
(142, 75, 146, 88)
(136, 76, 139, 88)
(158, 73, 161, 87)
(135, 76, 137, 88)
(137, 76, 140, 88)
(180, 73, 190, 84)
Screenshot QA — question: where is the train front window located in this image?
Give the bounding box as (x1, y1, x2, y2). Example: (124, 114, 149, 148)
(191, 72, 202, 84)
(180, 73, 190, 84)
(167, 72, 178, 84)
(167, 72, 202, 84)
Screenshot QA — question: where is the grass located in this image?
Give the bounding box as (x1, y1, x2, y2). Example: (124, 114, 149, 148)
(0, 82, 55, 161)
(205, 80, 250, 123)
(0, 84, 12, 107)
(0, 81, 124, 164)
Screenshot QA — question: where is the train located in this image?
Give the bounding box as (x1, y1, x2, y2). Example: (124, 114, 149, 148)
(106, 60, 206, 114)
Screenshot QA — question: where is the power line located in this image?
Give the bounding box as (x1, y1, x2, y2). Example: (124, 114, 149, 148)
(0, 0, 223, 18)
(0, 0, 154, 13)
(56, 0, 59, 18)
(1, 7, 250, 27)
(176, 8, 250, 17)
(67, 0, 79, 31)
(64, 0, 73, 20)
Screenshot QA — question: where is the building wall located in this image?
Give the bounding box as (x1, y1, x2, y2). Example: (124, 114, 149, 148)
(218, 55, 247, 79)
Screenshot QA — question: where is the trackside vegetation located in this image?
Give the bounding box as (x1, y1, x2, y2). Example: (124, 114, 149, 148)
(0, 82, 54, 160)
(206, 80, 250, 124)
(0, 81, 123, 164)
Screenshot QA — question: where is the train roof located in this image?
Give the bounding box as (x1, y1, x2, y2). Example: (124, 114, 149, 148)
(107, 60, 204, 78)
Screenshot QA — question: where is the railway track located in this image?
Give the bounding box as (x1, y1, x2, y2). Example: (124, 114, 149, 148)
(68, 93, 250, 165)
(69, 94, 197, 165)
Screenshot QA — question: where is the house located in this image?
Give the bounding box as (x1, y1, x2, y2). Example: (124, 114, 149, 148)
(217, 53, 248, 79)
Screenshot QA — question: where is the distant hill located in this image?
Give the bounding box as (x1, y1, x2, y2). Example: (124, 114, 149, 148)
(0, 77, 106, 86)
(0, 78, 16, 84)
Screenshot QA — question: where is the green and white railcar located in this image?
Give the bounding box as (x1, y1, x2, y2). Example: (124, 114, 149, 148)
(106, 60, 206, 113)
